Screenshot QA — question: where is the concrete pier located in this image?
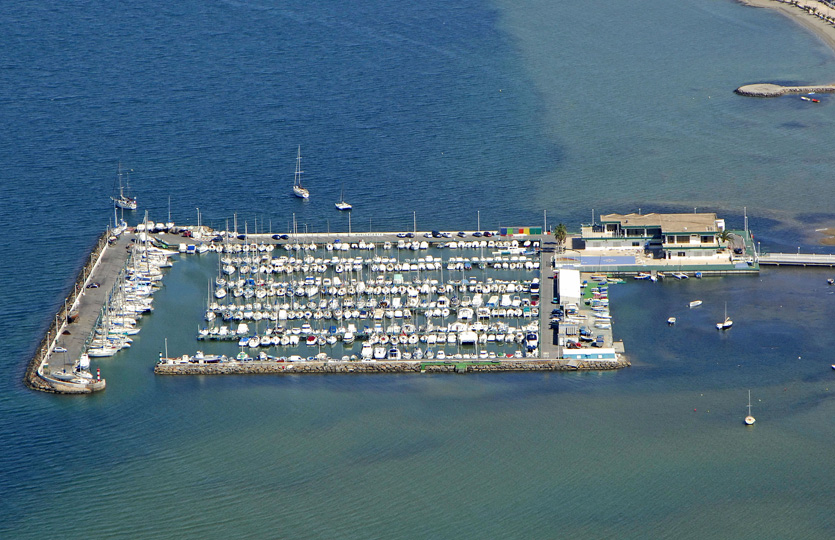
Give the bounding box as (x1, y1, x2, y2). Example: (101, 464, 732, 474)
(24, 230, 132, 393)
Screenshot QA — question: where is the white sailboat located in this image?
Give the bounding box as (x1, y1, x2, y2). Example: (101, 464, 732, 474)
(716, 302, 733, 330)
(111, 163, 137, 210)
(292, 146, 309, 199)
(744, 390, 756, 425)
(335, 185, 351, 211)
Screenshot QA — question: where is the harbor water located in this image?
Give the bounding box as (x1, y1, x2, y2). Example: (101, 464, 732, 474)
(2, 0, 835, 538)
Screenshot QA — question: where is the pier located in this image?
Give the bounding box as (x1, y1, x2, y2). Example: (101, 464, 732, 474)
(24, 231, 133, 393)
(758, 252, 835, 266)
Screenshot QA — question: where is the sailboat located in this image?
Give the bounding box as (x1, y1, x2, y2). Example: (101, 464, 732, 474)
(335, 185, 352, 211)
(716, 301, 733, 330)
(292, 146, 309, 199)
(111, 163, 137, 210)
(744, 390, 756, 425)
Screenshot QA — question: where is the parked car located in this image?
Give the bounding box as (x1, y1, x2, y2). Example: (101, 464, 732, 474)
(457, 231, 467, 238)
(472, 232, 483, 237)
(482, 231, 494, 237)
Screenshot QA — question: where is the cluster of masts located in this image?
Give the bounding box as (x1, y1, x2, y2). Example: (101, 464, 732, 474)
(196, 241, 542, 356)
(85, 242, 174, 359)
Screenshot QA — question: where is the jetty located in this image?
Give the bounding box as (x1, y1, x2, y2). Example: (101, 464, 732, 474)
(758, 252, 835, 266)
(735, 83, 835, 97)
(24, 230, 134, 393)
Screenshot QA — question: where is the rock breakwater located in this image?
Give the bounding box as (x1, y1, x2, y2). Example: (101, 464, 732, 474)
(154, 358, 630, 376)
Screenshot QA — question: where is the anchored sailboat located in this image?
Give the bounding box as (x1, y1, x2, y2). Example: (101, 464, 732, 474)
(292, 146, 309, 199)
(335, 185, 352, 211)
(716, 301, 733, 330)
(111, 163, 137, 210)
(744, 390, 756, 425)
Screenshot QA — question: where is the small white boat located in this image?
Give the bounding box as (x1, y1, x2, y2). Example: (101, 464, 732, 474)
(667, 317, 676, 325)
(292, 146, 309, 199)
(689, 300, 703, 308)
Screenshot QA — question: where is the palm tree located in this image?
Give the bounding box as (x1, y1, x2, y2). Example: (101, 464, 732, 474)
(717, 229, 733, 246)
(554, 223, 568, 253)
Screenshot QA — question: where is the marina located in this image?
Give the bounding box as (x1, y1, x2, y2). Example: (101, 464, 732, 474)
(26, 208, 788, 392)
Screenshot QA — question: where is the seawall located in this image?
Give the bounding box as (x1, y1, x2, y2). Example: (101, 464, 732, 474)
(24, 230, 111, 393)
(154, 358, 630, 376)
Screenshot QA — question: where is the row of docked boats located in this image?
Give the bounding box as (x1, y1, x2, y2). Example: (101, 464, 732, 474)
(634, 271, 693, 281)
(160, 346, 534, 366)
(176, 237, 538, 256)
(208, 254, 538, 280)
(84, 242, 174, 358)
(201, 320, 539, 349)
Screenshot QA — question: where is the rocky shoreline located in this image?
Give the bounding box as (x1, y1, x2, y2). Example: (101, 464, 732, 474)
(154, 358, 631, 376)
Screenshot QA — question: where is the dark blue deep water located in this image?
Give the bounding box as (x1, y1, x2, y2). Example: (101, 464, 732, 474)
(2, 1, 835, 538)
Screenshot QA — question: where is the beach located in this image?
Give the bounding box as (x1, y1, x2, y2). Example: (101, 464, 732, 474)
(741, 0, 835, 55)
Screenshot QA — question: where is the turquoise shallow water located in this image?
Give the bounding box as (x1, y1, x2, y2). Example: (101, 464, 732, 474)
(2, 1, 835, 538)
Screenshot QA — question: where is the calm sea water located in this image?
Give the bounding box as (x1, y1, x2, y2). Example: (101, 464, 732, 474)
(2, 0, 835, 538)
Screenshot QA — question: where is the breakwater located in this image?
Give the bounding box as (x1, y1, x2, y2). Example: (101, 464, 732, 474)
(735, 82, 835, 96)
(154, 357, 630, 376)
(24, 230, 112, 393)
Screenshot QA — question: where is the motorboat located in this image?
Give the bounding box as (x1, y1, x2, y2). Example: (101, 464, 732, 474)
(667, 317, 676, 325)
(689, 300, 702, 308)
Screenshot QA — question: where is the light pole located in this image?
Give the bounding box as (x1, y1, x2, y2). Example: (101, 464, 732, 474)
(477, 210, 480, 232)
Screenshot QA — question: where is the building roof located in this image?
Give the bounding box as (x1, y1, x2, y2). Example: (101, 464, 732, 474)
(599, 212, 719, 234)
(557, 268, 582, 301)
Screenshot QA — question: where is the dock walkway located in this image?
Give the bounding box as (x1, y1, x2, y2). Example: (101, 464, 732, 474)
(758, 253, 835, 266)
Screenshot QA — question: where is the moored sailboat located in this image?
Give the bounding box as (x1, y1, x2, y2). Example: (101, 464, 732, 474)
(335, 185, 351, 211)
(292, 146, 309, 199)
(111, 163, 137, 210)
(716, 302, 733, 330)
(744, 390, 756, 425)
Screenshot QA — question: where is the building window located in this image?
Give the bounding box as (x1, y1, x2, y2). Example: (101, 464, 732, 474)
(632, 241, 640, 247)
(678, 252, 686, 257)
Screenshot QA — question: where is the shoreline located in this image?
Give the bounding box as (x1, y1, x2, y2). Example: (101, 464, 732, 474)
(740, 0, 835, 57)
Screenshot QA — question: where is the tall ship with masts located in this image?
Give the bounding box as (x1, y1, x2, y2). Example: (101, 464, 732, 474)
(111, 163, 137, 210)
